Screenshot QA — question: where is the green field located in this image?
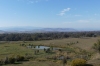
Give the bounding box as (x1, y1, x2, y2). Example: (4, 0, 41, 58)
(0, 37, 100, 66)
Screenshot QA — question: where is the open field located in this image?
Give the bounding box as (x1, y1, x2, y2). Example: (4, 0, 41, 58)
(0, 37, 100, 66)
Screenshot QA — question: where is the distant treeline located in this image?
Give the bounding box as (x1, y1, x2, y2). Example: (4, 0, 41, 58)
(0, 31, 99, 41)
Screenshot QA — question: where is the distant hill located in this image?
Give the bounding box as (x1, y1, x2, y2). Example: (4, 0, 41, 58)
(29, 28, 77, 33)
(0, 30, 6, 34)
(0, 27, 77, 33)
(42, 28, 76, 32)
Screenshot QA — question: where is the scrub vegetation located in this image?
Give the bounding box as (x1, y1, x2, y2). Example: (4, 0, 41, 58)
(0, 32, 100, 66)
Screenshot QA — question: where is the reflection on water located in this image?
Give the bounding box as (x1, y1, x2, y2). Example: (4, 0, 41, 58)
(33, 46, 50, 49)
(27, 46, 61, 50)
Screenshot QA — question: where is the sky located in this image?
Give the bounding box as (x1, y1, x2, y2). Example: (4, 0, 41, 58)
(0, 0, 100, 30)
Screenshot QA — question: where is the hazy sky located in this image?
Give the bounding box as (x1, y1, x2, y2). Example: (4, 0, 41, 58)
(0, 0, 100, 29)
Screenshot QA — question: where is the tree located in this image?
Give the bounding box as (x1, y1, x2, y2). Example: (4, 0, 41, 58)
(93, 40, 100, 53)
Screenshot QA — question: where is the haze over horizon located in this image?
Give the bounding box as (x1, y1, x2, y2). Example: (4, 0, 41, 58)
(0, 0, 100, 30)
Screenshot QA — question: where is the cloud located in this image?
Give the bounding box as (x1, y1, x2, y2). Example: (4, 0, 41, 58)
(94, 14, 97, 15)
(57, 8, 71, 16)
(94, 13, 99, 16)
(78, 20, 90, 23)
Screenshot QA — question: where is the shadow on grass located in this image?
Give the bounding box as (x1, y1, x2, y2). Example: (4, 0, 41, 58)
(85, 64, 93, 66)
(23, 59, 29, 61)
(14, 62, 22, 64)
(0, 64, 2, 66)
(14, 59, 29, 64)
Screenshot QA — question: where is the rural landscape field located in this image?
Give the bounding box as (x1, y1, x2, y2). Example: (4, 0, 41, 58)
(0, 34, 100, 66)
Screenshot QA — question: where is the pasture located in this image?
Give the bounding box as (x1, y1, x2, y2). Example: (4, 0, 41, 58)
(0, 37, 100, 66)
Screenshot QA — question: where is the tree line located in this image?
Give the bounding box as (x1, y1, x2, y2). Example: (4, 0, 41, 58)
(0, 31, 99, 41)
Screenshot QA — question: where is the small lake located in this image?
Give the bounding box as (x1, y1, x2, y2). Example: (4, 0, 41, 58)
(27, 46, 61, 50)
(33, 46, 50, 49)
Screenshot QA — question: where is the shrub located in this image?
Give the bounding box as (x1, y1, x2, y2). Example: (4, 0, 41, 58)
(4, 57, 9, 64)
(0, 59, 3, 65)
(15, 55, 25, 62)
(45, 48, 51, 53)
(93, 40, 100, 53)
(76, 41, 79, 43)
(71, 58, 86, 66)
(36, 58, 47, 61)
(20, 56, 25, 61)
(62, 58, 67, 66)
(9, 57, 16, 64)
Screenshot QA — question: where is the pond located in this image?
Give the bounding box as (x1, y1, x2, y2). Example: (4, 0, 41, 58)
(27, 45, 61, 50)
(33, 46, 50, 49)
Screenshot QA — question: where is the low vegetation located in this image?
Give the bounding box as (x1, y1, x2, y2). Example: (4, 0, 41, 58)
(93, 40, 100, 53)
(0, 36, 100, 66)
(71, 58, 86, 66)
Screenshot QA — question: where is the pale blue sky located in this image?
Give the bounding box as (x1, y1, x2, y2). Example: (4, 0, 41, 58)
(0, 0, 100, 29)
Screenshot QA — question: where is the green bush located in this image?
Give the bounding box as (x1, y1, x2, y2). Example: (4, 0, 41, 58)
(0, 59, 3, 65)
(19, 56, 25, 61)
(4, 57, 9, 64)
(9, 57, 16, 64)
(15, 55, 25, 62)
(71, 58, 86, 66)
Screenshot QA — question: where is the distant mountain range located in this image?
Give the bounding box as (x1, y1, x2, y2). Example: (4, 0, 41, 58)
(0, 27, 77, 33)
(38, 28, 76, 32)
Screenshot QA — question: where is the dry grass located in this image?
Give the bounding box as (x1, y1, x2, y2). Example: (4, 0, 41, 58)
(0, 37, 100, 66)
